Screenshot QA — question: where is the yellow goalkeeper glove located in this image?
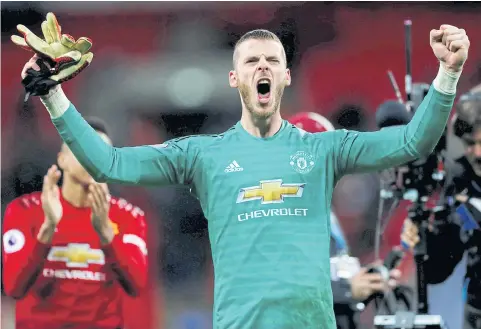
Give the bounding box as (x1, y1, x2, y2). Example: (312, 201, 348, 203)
(12, 13, 93, 91)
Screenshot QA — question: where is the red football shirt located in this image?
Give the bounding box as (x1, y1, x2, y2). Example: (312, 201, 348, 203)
(2, 191, 148, 329)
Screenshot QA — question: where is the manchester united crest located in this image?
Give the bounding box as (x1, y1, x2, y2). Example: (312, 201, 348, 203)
(290, 151, 315, 174)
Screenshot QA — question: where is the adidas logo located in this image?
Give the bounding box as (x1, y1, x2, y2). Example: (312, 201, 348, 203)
(225, 160, 244, 173)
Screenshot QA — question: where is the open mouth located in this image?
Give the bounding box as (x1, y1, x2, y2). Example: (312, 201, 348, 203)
(256, 79, 271, 103)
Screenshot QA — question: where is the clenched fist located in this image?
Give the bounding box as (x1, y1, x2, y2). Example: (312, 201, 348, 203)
(430, 25, 470, 73)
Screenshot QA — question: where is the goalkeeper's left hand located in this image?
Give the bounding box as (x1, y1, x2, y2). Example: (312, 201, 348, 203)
(12, 12, 93, 96)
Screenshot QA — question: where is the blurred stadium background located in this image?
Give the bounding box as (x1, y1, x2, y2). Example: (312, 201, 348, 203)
(2, 2, 481, 329)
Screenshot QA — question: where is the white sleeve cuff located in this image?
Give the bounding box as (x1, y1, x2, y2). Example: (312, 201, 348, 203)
(432, 64, 461, 95)
(40, 86, 71, 119)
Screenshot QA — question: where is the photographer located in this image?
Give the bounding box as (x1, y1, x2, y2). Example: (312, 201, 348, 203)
(402, 84, 481, 329)
(330, 210, 402, 329)
(289, 112, 401, 329)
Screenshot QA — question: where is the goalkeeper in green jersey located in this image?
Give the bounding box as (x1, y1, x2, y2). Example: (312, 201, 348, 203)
(16, 13, 470, 328)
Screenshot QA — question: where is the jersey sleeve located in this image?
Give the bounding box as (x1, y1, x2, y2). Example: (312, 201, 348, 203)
(101, 203, 148, 297)
(331, 86, 455, 177)
(51, 104, 200, 186)
(2, 200, 51, 299)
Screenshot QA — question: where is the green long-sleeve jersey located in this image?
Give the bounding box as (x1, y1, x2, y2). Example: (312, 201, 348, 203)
(51, 85, 454, 329)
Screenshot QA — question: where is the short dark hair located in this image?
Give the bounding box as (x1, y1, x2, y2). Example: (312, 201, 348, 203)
(235, 29, 281, 47)
(85, 116, 110, 137)
(233, 29, 286, 67)
(453, 91, 481, 138)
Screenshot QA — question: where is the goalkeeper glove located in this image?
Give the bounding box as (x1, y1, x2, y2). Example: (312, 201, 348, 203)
(11, 12, 93, 96)
(21, 56, 66, 97)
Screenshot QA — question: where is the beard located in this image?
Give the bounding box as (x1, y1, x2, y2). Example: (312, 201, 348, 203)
(239, 82, 285, 119)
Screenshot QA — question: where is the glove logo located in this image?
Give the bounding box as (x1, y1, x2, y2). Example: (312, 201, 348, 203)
(3, 229, 26, 254)
(290, 151, 315, 174)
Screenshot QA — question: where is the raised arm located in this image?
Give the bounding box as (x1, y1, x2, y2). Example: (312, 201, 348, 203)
(39, 87, 199, 186)
(334, 83, 453, 176)
(334, 25, 469, 176)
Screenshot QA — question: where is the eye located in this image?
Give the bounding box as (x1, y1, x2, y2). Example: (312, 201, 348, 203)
(269, 59, 280, 63)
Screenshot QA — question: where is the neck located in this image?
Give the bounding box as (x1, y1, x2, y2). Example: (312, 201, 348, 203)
(61, 175, 90, 208)
(240, 110, 283, 138)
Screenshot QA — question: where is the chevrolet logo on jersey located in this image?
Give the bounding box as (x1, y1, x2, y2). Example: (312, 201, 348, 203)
(48, 243, 105, 268)
(236, 179, 305, 204)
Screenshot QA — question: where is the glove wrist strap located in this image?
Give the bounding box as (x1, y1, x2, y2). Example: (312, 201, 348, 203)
(433, 64, 461, 95)
(40, 86, 70, 118)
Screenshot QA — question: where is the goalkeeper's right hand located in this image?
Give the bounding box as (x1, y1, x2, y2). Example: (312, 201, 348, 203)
(13, 12, 93, 97)
(12, 13, 93, 72)
(21, 54, 72, 118)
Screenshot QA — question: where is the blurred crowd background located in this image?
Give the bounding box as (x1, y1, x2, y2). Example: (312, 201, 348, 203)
(2, 2, 481, 329)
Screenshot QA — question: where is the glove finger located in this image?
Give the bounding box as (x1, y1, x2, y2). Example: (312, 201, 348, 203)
(16, 24, 35, 37)
(47, 12, 62, 42)
(11, 35, 33, 52)
(84, 52, 94, 64)
(54, 50, 82, 71)
(41, 21, 54, 44)
(18, 25, 54, 59)
(16, 24, 45, 51)
(51, 52, 93, 83)
(61, 34, 76, 49)
(24, 34, 54, 59)
(74, 37, 93, 53)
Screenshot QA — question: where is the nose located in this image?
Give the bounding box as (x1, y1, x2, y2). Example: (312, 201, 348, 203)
(257, 56, 269, 71)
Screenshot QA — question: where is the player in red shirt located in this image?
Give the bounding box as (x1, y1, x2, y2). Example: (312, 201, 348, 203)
(2, 118, 148, 329)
